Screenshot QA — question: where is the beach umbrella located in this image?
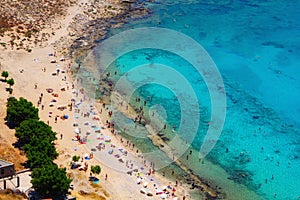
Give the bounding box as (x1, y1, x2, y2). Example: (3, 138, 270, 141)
(143, 181, 148, 188)
(104, 136, 111, 142)
(137, 177, 142, 184)
(160, 193, 167, 199)
(108, 149, 114, 154)
(74, 128, 80, 134)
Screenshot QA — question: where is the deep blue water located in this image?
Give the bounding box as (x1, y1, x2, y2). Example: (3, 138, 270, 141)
(89, 0, 300, 199)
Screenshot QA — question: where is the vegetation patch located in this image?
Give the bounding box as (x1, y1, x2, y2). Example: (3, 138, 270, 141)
(5, 96, 71, 199)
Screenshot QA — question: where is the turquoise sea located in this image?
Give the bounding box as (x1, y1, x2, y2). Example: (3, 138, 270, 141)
(81, 0, 300, 199)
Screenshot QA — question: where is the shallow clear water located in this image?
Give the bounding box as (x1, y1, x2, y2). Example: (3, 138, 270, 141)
(89, 0, 300, 199)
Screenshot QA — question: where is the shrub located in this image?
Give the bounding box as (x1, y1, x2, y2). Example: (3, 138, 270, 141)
(91, 165, 101, 176)
(1, 70, 8, 81)
(6, 78, 14, 88)
(72, 155, 80, 162)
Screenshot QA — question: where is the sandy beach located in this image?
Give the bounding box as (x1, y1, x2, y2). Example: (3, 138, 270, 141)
(0, 0, 191, 199)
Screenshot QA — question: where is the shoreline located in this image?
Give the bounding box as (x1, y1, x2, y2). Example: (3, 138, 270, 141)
(0, 0, 192, 199)
(78, 50, 263, 200)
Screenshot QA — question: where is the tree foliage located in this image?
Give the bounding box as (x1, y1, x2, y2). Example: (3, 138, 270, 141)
(25, 150, 53, 169)
(24, 139, 58, 168)
(6, 97, 39, 128)
(1, 70, 8, 81)
(25, 138, 58, 159)
(31, 164, 72, 199)
(91, 165, 101, 175)
(6, 78, 14, 87)
(15, 119, 56, 145)
(72, 155, 80, 162)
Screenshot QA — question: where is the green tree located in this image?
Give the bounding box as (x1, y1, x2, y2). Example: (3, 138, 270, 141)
(15, 119, 56, 145)
(25, 150, 53, 169)
(6, 78, 14, 88)
(24, 139, 58, 164)
(31, 164, 72, 199)
(1, 71, 8, 81)
(6, 97, 39, 128)
(91, 165, 101, 176)
(72, 155, 80, 162)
